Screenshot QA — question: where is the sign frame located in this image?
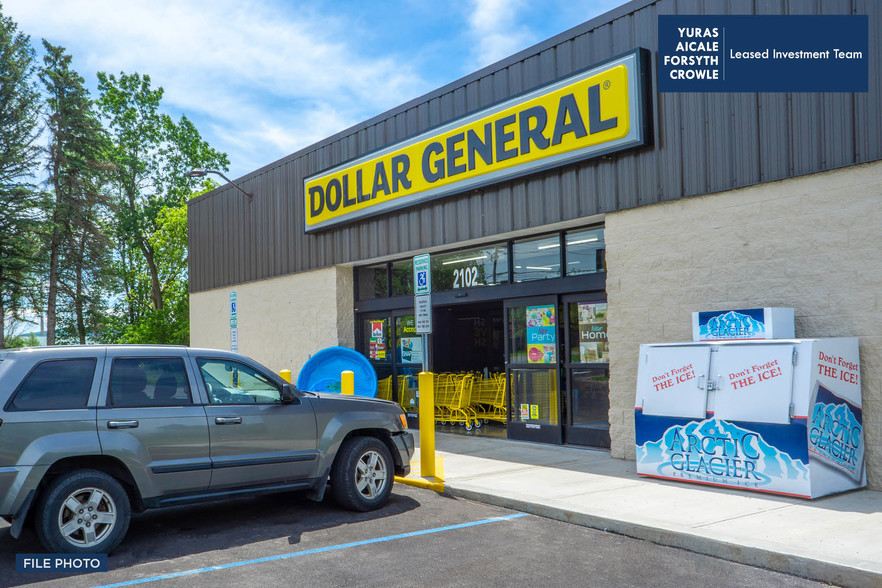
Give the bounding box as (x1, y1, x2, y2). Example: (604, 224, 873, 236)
(413, 254, 431, 295)
(303, 48, 652, 233)
(415, 294, 432, 334)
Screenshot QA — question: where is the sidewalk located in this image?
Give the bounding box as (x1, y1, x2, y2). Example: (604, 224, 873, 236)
(401, 431, 882, 588)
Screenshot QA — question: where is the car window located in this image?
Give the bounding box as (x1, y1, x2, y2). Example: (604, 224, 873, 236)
(197, 359, 281, 404)
(8, 358, 97, 411)
(109, 357, 192, 407)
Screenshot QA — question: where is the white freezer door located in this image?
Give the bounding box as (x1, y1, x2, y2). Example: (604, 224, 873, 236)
(711, 344, 794, 424)
(639, 346, 710, 419)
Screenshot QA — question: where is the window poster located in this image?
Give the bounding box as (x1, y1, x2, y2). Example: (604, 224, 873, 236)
(399, 336, 422, 364)
(578, 303, 608, 363)
(526, 305, 556, 364)
(369, 319, 386, 360)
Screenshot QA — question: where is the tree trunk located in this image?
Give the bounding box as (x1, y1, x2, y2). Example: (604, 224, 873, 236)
(46, 226, 61, 346)
(75, 232, 87, 344)
(46, 124, 64, 347)
(118, 238, 135, 324)
(0, 287, 5, 350)
(141, 241, 163, 311)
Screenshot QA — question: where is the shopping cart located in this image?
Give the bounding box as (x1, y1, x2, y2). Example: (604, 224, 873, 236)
(470, 373, 507, 424)
(376, 375, 393, 401)
(398, 374, 418, 411)
(434, 373, 479, 430)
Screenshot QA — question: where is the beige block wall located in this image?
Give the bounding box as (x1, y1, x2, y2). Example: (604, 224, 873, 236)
(605, 160, 882, 488)
(189, 266, 355, 377)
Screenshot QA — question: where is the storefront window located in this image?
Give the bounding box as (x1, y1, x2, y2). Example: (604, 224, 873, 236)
(510, 368, 559, 425)
(391, 260, 414, 296)
(570, 368, 610, 427)
(513, 235, 562, 282)
(431, 244, 509, 291)
(565, 228, 605, 275)
(568, 302, 608, 363)
(356, 263, 389, 300)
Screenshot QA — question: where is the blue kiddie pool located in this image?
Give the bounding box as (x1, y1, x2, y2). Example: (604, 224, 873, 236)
(296, 346, 378, 397)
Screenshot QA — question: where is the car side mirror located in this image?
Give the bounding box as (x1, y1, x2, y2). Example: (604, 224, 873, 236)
(281, 384, 298, 404)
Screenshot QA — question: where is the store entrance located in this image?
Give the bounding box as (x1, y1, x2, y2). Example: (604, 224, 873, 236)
(432, 302, 505, 373)
(356, 293, 610, 448)
(432, 302, 506, 437)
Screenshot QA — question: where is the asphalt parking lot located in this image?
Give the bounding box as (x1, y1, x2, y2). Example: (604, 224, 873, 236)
(0, 484, 827, 588)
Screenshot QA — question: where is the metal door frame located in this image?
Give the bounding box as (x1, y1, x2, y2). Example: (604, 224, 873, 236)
(504, 294, 563, 444)
(561, 293, 611, 448)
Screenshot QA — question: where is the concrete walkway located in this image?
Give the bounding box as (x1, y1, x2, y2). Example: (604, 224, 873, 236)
(401, 431, 882, 588)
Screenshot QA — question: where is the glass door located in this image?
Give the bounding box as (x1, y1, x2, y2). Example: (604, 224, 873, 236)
(563, 296, 610, 447)
(393, 312, 423, 426)
(358, 311, 425, 428)
(504, 296, 563, 444)
(360, 314, 394, 401)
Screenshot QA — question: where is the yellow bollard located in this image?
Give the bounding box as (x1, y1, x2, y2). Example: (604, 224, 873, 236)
(418, 371, 435, 478)
(341, 370, 354, 395)
(279, 369, 292, 383)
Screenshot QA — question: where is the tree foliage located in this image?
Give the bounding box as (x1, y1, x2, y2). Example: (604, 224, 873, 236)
(0, 6, 229, 347)
(40, 41, 112, 345)
(0, 9, 42, 347)
(97, 72, 227, 343)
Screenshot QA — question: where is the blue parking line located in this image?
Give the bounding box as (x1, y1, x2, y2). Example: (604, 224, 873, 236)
(92, 513, 528, 588)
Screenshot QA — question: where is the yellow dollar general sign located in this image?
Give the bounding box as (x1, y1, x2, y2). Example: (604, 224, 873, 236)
(304, 50, 651, 232)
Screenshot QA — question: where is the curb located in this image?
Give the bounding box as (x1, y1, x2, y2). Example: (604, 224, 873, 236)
(443, 485, 882, 588)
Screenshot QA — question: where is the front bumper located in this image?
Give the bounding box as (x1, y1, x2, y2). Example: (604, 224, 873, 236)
(392, 431, 414, 476)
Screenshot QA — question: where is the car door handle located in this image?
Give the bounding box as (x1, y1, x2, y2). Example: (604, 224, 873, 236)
(215, 417, 242, 425)
(107, 420, 139, 429)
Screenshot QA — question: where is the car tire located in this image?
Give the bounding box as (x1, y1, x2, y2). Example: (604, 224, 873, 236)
(331, 436, 394, 512)
(35, 469, 131, 554)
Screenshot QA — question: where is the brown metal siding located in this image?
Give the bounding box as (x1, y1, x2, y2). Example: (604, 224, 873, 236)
(189, 0, 882, 292)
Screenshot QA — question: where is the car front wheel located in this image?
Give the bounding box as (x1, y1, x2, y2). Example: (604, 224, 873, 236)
(35, 469, 131, 554)
(331, 436, 394, 512)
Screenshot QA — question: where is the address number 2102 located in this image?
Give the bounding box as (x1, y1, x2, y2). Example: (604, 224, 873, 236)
(453, 266, 480, 289)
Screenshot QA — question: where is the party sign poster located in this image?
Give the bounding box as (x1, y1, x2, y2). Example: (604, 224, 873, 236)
(526, 305, 556, 364)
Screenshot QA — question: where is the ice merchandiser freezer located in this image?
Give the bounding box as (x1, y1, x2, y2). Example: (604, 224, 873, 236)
(634, 338, 864, 498)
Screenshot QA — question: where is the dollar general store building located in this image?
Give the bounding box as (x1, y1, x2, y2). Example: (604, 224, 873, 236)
(188, 0, 882, 488)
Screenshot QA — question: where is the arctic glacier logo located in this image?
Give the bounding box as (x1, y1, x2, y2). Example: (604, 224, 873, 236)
(700, 310, 766, 340)
(636, 418, 809, 489)
(810, 397, 863, 476)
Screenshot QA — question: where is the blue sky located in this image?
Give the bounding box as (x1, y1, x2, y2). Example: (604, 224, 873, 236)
(3, 0, 623, 180)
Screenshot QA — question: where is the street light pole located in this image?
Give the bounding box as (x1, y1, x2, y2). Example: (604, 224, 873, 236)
(187, 168, 252, 200)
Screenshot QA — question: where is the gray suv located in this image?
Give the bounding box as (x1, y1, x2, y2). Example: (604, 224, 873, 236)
(0, 345, 413, 553)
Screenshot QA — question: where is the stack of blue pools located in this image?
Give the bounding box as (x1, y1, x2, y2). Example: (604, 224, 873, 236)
(296, 346, 378, 398)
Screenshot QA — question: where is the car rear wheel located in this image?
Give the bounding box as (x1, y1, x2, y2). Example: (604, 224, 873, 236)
(331, 436, 394, 512)
(35, 470, 131, 554)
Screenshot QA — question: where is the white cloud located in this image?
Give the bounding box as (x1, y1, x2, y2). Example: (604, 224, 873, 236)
(3, 0, 434, 177)
(2, 0, 626, 178)
(466, 0, 536, 70)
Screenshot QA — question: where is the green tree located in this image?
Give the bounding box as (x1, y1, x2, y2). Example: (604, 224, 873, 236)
(39, 41, 112, 345)
(120, 200, 191, 344)
(96, 72, 227, 343)
(0, 8, 42, 347)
